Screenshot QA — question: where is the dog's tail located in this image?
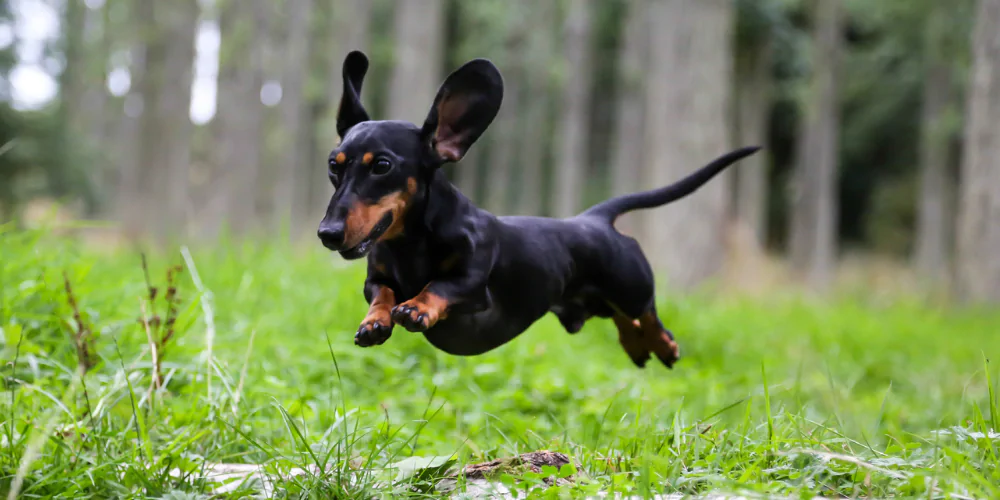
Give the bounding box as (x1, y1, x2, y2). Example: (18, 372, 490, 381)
(580, 146, 761, 223)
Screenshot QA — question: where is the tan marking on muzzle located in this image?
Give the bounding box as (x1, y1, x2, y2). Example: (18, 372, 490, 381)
(343, 189, 413, 248)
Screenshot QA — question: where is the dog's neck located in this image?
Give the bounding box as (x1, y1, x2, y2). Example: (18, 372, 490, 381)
(381, 170, 489, 254)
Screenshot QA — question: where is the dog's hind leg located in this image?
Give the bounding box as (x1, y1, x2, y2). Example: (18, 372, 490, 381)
(612, 314, 649, 367)
(610, 306, 678, 369)
(595, 238, 679, 368)
(635, 306, 679, 368)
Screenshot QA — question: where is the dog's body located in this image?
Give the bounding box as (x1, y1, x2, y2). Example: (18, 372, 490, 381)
(318, 51, 760, 368)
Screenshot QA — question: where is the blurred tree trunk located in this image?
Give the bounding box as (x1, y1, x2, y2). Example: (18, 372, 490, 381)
(514, 1, 555, 216)
(274, 0, 313, 236)
(642, 0, 734, 289)
(83, 2, 113, 214)
(129, 0, 199, 238)
(609, 0, 648, 234)
(308, 0, 372, 220)
(117, 0, 146, 235)
(788, 0, 842, 291)
(83, 4, 111, 141)
(214, 0, 266, 236)
(455, 149, 483, 204)
(732, 37, 772, 249)
(159, 1, 199, 236)
(332, 0, 372, 55)
(388, 0, 445, 124)
(914, 5, 955, 284)
(956, 0, 1000, 303)
(484, 8, 524, 215)
(53, 0, 87, 202)
(553, 0, 594, 219)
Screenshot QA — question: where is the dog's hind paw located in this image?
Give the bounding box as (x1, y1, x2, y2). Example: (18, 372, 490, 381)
(355, 319, 393, 347)
(649, 330, 680, 369)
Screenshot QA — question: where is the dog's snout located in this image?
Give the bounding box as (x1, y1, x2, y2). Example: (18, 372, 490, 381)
(318, 221, 346, 250)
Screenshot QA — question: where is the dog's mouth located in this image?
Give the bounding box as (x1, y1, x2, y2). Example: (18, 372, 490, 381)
(338, 212, 394, 260)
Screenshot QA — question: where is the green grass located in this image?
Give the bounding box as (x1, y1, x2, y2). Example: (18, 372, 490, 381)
(2, 225, 999, 498)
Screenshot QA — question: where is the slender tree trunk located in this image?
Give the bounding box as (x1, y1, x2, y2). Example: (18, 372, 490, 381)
(955, 0, 1000, 303)
(308, 0, 373, 220)
(214, 0, 265, 236)
(160, 1, 199, 237)
(61, 0, 87, 130)
(456, 148, 484, 204)
(53, 0, 87, 201)
(118, 0, 147, 237)
(82, 4, 110, 145)
(131, 0, 199, 238)
(788, 0, 842, 291)
(515, 0, 555, 216)
(333, 0, 372, 54)
(484, 11, 525, 215)
(275, 0, 314, 236)
(83, 2, 113, 215)
(483, 94, 520, 214)
(553, 0, 594, 219)
(914, 6, 956, 284)
(733, 37, 773, 248)
(388, 0, 445, 125)
(609, 0, 648, 234)
(58, 0, 112, 215)
(642, 0, 734, 289)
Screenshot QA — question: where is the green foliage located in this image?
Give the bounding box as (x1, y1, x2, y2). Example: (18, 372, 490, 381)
(756, 0, 976, 248)
(2, 230, 999, 496)
(836, 0, 971, 245)
(735, 0, 796, 50)
(0, 107, 90, 219)
(865, 174, 917, 255)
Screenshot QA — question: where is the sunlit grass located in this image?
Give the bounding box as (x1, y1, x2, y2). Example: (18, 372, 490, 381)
(1, 225, 999, 497)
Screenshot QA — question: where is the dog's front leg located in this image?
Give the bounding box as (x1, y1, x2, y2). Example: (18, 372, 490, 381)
(391, 265, 492, 333)
(355, 281, 396, 347)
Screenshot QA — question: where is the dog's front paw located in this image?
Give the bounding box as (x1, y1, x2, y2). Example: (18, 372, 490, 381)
(391, 302, 438, 332)
(355, 317, 393, 347)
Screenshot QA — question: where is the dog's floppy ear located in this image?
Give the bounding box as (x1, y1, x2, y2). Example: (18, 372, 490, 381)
(336, 51, 371, 138)
(420, 59, 503, 164)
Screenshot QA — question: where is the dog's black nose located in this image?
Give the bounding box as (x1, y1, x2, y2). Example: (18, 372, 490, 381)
(318, 222, 346, 250)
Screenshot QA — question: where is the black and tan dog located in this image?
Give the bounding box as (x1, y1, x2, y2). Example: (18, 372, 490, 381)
(317, 51, 760, 368)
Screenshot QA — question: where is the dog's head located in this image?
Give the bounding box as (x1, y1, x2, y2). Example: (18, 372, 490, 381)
(317, 51, 503, 259)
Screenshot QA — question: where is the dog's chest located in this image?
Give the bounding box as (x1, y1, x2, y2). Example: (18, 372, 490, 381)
(374, 242, 451, 300)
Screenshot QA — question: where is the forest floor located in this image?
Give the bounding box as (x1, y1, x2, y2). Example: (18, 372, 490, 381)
(2, 226, 999, 498)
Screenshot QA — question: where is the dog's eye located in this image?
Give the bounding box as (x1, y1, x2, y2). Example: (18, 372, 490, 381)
(372, 158, 393, 176)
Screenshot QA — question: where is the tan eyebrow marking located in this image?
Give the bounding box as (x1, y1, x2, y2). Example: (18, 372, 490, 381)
(362, 152, 374, 165)
(334, 152, 347, 164)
